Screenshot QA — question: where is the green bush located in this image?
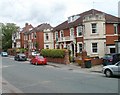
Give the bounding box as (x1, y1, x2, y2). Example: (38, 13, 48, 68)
(41, 49, 66, 58)
(16, 48, 27, 53)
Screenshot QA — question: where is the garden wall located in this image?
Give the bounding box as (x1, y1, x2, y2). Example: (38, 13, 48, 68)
(47, 50, 70, 64)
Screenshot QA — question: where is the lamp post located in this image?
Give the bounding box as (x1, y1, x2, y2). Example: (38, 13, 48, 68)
(73, 38, 77, 57)
(28, 40, 31, 58)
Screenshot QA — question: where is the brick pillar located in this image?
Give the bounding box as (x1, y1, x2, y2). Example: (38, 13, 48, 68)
(64, 50, 70, 64)
(81, 50, 87, 68)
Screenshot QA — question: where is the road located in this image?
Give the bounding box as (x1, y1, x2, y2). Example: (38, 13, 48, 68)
(2, 56, 119, 93)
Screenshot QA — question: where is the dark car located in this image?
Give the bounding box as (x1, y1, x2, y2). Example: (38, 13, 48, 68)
(14, 53, 27, 61)
(102, 53, 120, 66)
(1, 52, 8, 57)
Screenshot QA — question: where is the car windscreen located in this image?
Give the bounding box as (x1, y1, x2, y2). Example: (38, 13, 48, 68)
(37, 56, 44, 59)
(2, 52, 8, 55)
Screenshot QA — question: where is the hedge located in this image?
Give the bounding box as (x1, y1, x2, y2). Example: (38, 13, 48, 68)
(41, 49, 66, 58)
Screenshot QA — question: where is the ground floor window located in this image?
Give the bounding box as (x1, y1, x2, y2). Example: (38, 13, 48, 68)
(78, 43, 82, 53)
(46, 45, 49, 49)
(110, 48, 115, 53)
(92, 43, 98, 53)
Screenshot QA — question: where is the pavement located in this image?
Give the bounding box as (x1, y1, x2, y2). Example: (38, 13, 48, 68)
(47, 62, 103, 74)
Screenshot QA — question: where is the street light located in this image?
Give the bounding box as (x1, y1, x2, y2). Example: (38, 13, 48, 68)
(28, 40, 31, 57)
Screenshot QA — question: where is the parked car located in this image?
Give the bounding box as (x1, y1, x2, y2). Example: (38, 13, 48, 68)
(30, 55, 47, 65)
(14, 53, 27, 61)
(1, 52, 8, 57)
(31, 51, 40, 56)
(102, 61, 120, 77)
(101, 53, 120, 66)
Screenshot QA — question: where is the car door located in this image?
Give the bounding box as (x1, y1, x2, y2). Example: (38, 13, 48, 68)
(112, 62, 120, 75)
(117, 62, 120, 75)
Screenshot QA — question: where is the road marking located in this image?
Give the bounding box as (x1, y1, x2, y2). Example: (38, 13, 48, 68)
(2, 65, 15, 68)
(9, 58, 14, 60)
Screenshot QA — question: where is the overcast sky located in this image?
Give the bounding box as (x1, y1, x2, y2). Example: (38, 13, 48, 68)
(0, 0, 119, 28)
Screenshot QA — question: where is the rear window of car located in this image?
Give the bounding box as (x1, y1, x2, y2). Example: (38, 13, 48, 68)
(18, 54, 26, 56)
(103, 54, 112, 58)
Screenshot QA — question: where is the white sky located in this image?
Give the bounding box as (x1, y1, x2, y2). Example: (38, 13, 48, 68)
(0, 0, 119, 27)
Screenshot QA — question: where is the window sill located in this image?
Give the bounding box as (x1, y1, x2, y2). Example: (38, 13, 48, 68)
(90, 33, 99, 36)
(77, 35, 83, 37)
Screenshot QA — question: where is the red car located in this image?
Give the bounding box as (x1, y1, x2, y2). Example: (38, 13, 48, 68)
(30, 56, 47, 65)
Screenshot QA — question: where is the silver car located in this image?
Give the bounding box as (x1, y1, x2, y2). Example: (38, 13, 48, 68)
(102, 61, 120, 77)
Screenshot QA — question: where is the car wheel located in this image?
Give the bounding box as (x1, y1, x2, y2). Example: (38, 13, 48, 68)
(35, 62, 38, 65)
(30, 61, 32, 64)
(105, 69, 112, 77)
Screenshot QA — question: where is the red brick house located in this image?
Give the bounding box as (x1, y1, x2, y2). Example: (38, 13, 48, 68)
(53, 9, 120, 58)
(12, 23, 33, 49)
(25, 23, 53, 52)
(23, 23, 34, 49)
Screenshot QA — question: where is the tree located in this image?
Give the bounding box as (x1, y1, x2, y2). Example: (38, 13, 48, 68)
(2, 23, 19, 51)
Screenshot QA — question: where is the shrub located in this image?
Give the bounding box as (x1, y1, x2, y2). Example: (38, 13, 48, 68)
(41, 49, 66, 58)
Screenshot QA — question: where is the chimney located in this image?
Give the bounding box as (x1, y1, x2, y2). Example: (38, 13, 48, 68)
(25, 23, 28, 27)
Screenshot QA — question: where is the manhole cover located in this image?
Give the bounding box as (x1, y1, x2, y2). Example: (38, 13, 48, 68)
(68, 68, 73, 70)
(2, 82, 7, 85)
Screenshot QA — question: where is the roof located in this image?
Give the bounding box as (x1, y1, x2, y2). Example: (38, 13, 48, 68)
(53, 9, 120, 31)
(22, 23, 34, 35)
(35, 23, 53, 32)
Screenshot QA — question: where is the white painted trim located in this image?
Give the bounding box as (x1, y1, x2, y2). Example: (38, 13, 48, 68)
(91, 42, 98, 54)
(106, 34, 118, 36)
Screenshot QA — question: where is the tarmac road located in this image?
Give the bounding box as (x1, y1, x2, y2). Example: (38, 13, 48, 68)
(2, 56, 119, 93)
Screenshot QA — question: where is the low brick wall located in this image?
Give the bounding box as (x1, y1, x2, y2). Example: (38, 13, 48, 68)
(46, 57, 65, 64)
(91, 58, 103, 66)
(46, 50, 70, 64)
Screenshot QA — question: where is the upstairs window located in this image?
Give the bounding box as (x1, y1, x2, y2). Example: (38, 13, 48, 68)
(60, 30, 64, 38)
(70, 28, 74, 36)
(114, 24, 118, 34)
(31, 33, 33, 39)
(77, 26, 82, 37)
(55, 32, 58, 41)
(45, 33, 49, 41)
(91, 23, 97, 34)
(34, 33, 36, 38)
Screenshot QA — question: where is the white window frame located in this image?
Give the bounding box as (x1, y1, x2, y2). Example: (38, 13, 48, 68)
(31, 33, 33, 39)
(70, 28, 74, 36)
(77, 26, 82, 37)
(91, 23, 97, 34)
(91, 43, 98, 54)
(60, 30, 64, 38)
(77, 42, 83, 53)
(55, 31, 58, 41)
(45, 33, 49, 41)
(46, 44, 49, 49)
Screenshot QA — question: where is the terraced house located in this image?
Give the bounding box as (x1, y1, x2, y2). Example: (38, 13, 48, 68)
(53, 9, 120, 58)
